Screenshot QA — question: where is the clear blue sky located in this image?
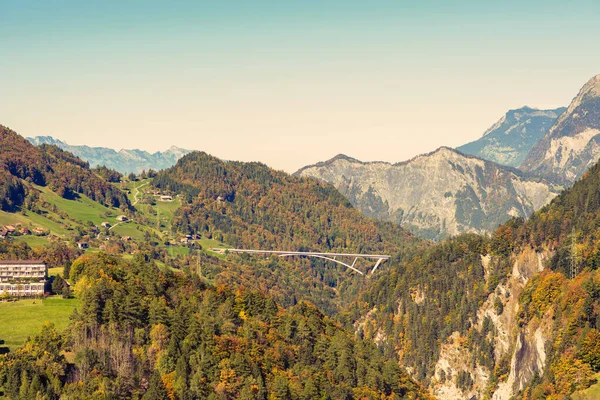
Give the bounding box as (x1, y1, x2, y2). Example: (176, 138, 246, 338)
(2, 1, 599, 171)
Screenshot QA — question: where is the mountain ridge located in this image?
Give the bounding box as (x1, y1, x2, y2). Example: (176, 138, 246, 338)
(520, 74, 600, 185)
(296, 146, 558, 240)
(457, 106, 566, 167)
(27, 136, 193, 174)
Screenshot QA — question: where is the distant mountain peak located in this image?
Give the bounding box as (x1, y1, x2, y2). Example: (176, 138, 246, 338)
(520, 74, 600, 185)
(457, 106, 566, 168)
(26, 136, 193, 174)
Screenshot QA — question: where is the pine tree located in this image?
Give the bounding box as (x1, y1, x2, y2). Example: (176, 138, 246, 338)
(143, 371, 169, 400)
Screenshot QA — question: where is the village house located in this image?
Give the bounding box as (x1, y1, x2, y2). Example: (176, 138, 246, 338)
(0, 260, 47, 297)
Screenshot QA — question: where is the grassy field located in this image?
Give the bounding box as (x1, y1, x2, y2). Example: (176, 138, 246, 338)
(111, 222, 146, 239)
(13, 235, 53, 249)
(572, 373, 600, 400)
(48, 266, 65, 277)
(35, 184, 115, 226)
(0, 297, 78, 351)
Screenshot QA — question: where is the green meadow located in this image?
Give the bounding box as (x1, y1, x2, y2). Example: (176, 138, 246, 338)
(0, 297, 78, 351)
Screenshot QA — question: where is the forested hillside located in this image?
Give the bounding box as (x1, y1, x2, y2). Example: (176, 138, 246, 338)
(0, 252, 432, 400)
(155, 152, 414, 254)
(153, 152, 424, 313)
(0, 125, 130, 210)
(345, 155, 600, 399)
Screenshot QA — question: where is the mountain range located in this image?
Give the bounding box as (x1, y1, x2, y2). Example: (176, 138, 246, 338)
(295, 147, 558, 240)
(26, 136, 192, 174)
(5, 79, 600, 398)
(298, 75, 600, 240)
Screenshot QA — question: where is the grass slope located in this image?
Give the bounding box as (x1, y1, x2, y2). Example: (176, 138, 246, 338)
(0, 297, 78, 351)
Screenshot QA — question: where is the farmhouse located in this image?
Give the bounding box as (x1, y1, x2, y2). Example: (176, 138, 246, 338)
(159, 195, 173, 202)
(0, 260, 47, 297)
(116, 215, 128, 222)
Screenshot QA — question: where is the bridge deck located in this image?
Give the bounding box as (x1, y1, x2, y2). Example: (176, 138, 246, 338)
(213, 248, 390, 275)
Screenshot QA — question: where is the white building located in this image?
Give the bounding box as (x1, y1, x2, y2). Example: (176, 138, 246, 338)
(0, 260, 47, 297)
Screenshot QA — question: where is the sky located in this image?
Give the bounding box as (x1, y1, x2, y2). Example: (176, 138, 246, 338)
(1, 1, 600, 172)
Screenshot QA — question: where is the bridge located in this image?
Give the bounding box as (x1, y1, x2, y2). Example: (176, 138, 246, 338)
(213, 248, 390, 275)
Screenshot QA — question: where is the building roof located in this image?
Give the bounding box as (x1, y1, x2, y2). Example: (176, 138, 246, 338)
(0, 260, 45, 265)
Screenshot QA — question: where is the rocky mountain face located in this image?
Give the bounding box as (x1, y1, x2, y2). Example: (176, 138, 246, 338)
(457, 106, 565, 167)
(27, 136, 192, 174)
(520, 74, 600, 185)
(350, 157, 600, 399)
(296, 147, 557, 240)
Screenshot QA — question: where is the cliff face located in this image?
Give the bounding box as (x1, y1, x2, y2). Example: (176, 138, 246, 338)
(430, 247, 552, 400)
(296, 148, 557, 240)
(520, 75, 600, 186)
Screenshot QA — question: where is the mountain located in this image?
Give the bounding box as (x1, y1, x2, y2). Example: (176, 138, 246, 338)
(27, 136, 192, 174)
(345, 155, 600, 399)
(457, 106, 566, 167)
(0, 126, 130, 210)
(520, 74, 600, 185)
(296, 147, 558, 240)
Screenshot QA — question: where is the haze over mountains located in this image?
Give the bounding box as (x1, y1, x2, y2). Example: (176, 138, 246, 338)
(27, 136, 192, 174)
(4, 75, 600, 400)
(296, 148, 557, 240)
(298, 74, 600, 239)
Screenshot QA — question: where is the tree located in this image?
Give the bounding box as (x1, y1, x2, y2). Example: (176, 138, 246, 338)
(143, 371, 169, 400)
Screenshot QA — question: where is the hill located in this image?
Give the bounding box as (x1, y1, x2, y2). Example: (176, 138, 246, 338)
(27, 136, 192, 174)
(344, 151, 600, 399)
(520, 74, 600, 185)
(457, 106, 565, 167)
(0, 125, 130, 211)
(153, 151, 423, 313)
(296, 147, 558, 240)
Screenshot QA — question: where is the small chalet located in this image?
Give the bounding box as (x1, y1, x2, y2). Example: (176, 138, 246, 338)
(101, 221, 111, 228)
(116, 215, 128, 222)
(77, 242, 89, 249)
(160, 195, 173, 202)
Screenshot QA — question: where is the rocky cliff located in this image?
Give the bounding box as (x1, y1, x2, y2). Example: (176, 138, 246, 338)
(296, 147, 557, 240)
(520, 75, 600, 185)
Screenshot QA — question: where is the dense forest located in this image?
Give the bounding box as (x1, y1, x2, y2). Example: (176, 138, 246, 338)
(0, 252, 432, 399)
(343, 154, 600, 398)
(0, 125, 130, 210)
